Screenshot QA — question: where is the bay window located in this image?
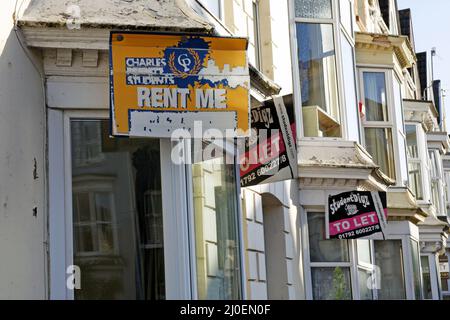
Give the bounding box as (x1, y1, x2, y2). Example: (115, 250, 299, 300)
(405, 124, 424, 200)
(440, 254, 450, 299)
(429, 150, 444, 214)
(357, 240, 377, 300)
(293, 0, 342, 138)
(421, 256, 433, 299)
(411, 240, 423, 300)
(307, 212, 352, 300)
(360, 70, 396, 179)
(303, 212, 420, 300)
(374, 240, 406, 299)
(445, 172, 450, 215)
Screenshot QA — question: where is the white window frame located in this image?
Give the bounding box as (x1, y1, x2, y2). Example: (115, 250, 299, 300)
(195, 0, 224, 21)
(421, 254, 441, 300)
(444, 171, 450, 215)
(429, 149, 445, 215)
(405, 123, 428, 202)
(301, 209, 359, 300)
(48, 109, 193, 300)
(338, 0, 355, 43)
(373, 235, 420, 300)
(289, 0, 348, 139)
(252, 0, 262, 71)
(358, 68, 402, 182)
(72, 179, 119, 256)
(300, 205, 422, 300)
(48, 108, 247, 300)
(355, 239, 379, 300)
(441, 252, 450, 299)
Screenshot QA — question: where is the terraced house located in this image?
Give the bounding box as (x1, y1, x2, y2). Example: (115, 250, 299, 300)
(0, 0, 449, 300)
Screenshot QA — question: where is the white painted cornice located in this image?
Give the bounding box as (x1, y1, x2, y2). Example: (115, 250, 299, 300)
(419, 215, 448, 254)
(355, 31, 416, 69)
(427, 131, 450, 154)
(18, 0, 212, 32)
(403, 99, 439, 132)
(298, 139, 394, 191)
(387, 187, 428, 224)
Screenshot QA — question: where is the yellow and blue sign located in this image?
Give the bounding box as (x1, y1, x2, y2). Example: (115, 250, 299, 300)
(109, 32, 250, 137)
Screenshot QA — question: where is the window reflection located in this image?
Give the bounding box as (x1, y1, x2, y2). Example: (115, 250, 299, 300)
(71, 120, 165, 300)
(297, 23, 339, 121)
(192, 140, 242, 299)
(374, 240, 406, 299)
(307, 213, 349, 262)
(307, 212, 352, 300)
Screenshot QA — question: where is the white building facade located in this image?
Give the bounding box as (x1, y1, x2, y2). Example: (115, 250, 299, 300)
(0, 0, 449, 300)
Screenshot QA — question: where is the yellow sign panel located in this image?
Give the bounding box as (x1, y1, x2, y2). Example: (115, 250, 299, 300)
(110, 32, 250, 137)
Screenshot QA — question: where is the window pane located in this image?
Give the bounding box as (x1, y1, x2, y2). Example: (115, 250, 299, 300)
(144, 191, 163, 246)
(440, 254, 449, 293)
(432, 181, 441, 213)
(429, 150, 437, 177)
(311, 267, 352, 300)
(357, 240, 372, 265)
(339, 0, 352, 34)
(358, 268, 374, 300)
(405, 125, 419, 158)
(421, 256, 433, 299)
(364, 128, 396, 179)
(97, 224, 114, 253)
(374, 240, 406, 299)
(307, 212, 349, 262)
(363, 72, 389, 122)
(297, 23, 339, 121)
(295, 0, 332, 19)
(72, 121, 103, 166)
(411, 240, 422, 300)
(71, 120, 165, 300)
(192, 141, 242, 299)
(408, 162, 423, 200)
(77, 226, 94, 252)
(95, 192, 112, 222)
(198, 0, 221, 18)
(74, 193, 91, 222)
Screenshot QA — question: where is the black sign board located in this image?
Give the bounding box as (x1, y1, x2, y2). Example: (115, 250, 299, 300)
(326, 191, 388, 240)
(239, 95, 297, 187)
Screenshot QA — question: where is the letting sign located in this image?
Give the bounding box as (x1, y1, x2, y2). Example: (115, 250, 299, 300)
(110, 32, 250, 138)
(326, 191, 388, 240)
(240, 95, 297, 187)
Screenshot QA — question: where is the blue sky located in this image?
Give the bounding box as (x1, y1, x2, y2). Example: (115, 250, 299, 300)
(397, 0, 450, 127)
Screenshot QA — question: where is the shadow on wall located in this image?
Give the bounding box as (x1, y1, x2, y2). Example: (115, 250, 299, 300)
(261, 192, 289, 299)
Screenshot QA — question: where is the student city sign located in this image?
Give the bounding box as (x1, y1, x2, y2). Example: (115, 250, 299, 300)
(109, 32, 250, 138)
(326, 191, 388, 240)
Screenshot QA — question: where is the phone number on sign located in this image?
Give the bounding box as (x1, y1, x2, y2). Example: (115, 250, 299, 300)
(241, 155, 287, 186)
(336, 225, 380, 239)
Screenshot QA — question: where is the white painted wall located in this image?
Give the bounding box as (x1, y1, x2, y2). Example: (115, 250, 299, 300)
(0, 0, 46, 299)
(243, 180, 303, 300)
